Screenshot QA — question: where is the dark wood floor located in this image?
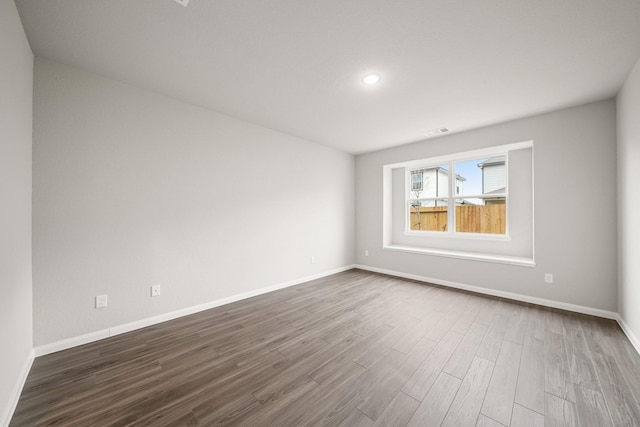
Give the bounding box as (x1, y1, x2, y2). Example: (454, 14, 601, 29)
(11, 269, 640, 426)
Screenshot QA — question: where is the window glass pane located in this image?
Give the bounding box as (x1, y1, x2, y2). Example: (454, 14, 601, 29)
(409, 164, 449, 199)
(454, 157, 506, 234)
(411, 171, 423, 191)
(455, 201, 506, 234)
(455, 157, 506, 197)
(409, 201, 448, 232)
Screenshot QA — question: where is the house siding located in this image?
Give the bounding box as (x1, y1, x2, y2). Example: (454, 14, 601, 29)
(483, 164, 506, 194)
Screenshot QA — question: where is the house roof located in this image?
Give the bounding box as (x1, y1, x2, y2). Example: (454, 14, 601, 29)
(412, 167, 466, 182)
(477, 156, 506, 169)
(485, 187, 506, 195)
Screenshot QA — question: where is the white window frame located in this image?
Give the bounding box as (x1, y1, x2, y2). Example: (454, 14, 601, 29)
(405, 153, 508, 238)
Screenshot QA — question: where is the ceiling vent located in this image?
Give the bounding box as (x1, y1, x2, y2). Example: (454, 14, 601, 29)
(424, 127, 450, 138)
(174, 0, 189, 7)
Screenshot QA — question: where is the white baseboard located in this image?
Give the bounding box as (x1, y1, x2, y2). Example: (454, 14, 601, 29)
(616, 315, 640, 356)
(34, 330, 110, 357)
(353, 264, 618, 320)
(1, 349, 34, 427)
(34, 265, 356, 357)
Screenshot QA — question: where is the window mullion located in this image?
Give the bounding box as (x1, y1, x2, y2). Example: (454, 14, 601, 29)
(449, 160, 455, 233)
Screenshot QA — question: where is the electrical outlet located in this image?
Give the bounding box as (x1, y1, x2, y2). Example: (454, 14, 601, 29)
(151, 285, 161, 297)
(310, 256, 316, 264)
(545, 273, 554, 284)
(365, 250, 369, 256)
(95, 294, 108, 308)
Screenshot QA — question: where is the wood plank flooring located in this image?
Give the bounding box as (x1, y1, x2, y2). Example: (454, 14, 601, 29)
(10, 269, 640, 426)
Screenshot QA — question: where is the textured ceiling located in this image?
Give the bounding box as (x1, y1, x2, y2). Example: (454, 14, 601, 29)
(15, 0, 640, 154)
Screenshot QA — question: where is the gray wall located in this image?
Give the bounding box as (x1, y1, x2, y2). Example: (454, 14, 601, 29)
(356, 100, 618, 311)
(618, 57, 640, 341)
(0, 0, 33, 424)
(33, 58, 354, 346)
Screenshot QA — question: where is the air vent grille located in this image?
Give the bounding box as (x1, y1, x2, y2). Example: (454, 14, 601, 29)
(423, 127, 450, 138)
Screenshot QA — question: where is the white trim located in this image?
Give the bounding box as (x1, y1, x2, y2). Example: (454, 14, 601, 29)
(403, 230, 512, 242)
(34, 265, 355, 357)
(354, 264, 617, 320)
(34, 330, 110, 357)
(616, 315, 640, 356)
(530, 144, 536, 263)
(385, 140, 533, 170)
(383, 244, 535, 267)
(1, 349, 34, 427)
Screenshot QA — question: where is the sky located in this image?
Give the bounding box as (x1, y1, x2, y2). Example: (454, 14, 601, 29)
(454, 158, 485, 196)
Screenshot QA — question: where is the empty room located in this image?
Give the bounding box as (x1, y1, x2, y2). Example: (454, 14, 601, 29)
(3, 0, 640, 425)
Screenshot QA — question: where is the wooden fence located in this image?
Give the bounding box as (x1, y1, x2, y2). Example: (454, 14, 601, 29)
(410, 205, 506, 234)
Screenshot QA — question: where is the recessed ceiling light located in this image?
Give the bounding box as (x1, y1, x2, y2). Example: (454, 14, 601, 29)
(362, 73, 381, 85)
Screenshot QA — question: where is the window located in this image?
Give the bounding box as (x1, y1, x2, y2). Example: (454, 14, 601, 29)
(410, 171, 423, 191)
(382, 141, 533, 266)
(407, 154, 507, 235)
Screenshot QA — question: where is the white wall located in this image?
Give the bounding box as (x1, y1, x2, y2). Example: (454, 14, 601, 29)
(356, 100, 618, 311)
(32, 58, 354, 347)
(618, 57, 640, 344)
(0, 0, 33, 424)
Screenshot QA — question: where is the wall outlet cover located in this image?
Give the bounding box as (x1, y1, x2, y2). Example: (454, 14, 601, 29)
(95, 294, 108, 308)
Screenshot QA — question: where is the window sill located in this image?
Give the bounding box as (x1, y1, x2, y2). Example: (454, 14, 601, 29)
(404, 230, 512, 241)
(383, 244, 535, 267)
